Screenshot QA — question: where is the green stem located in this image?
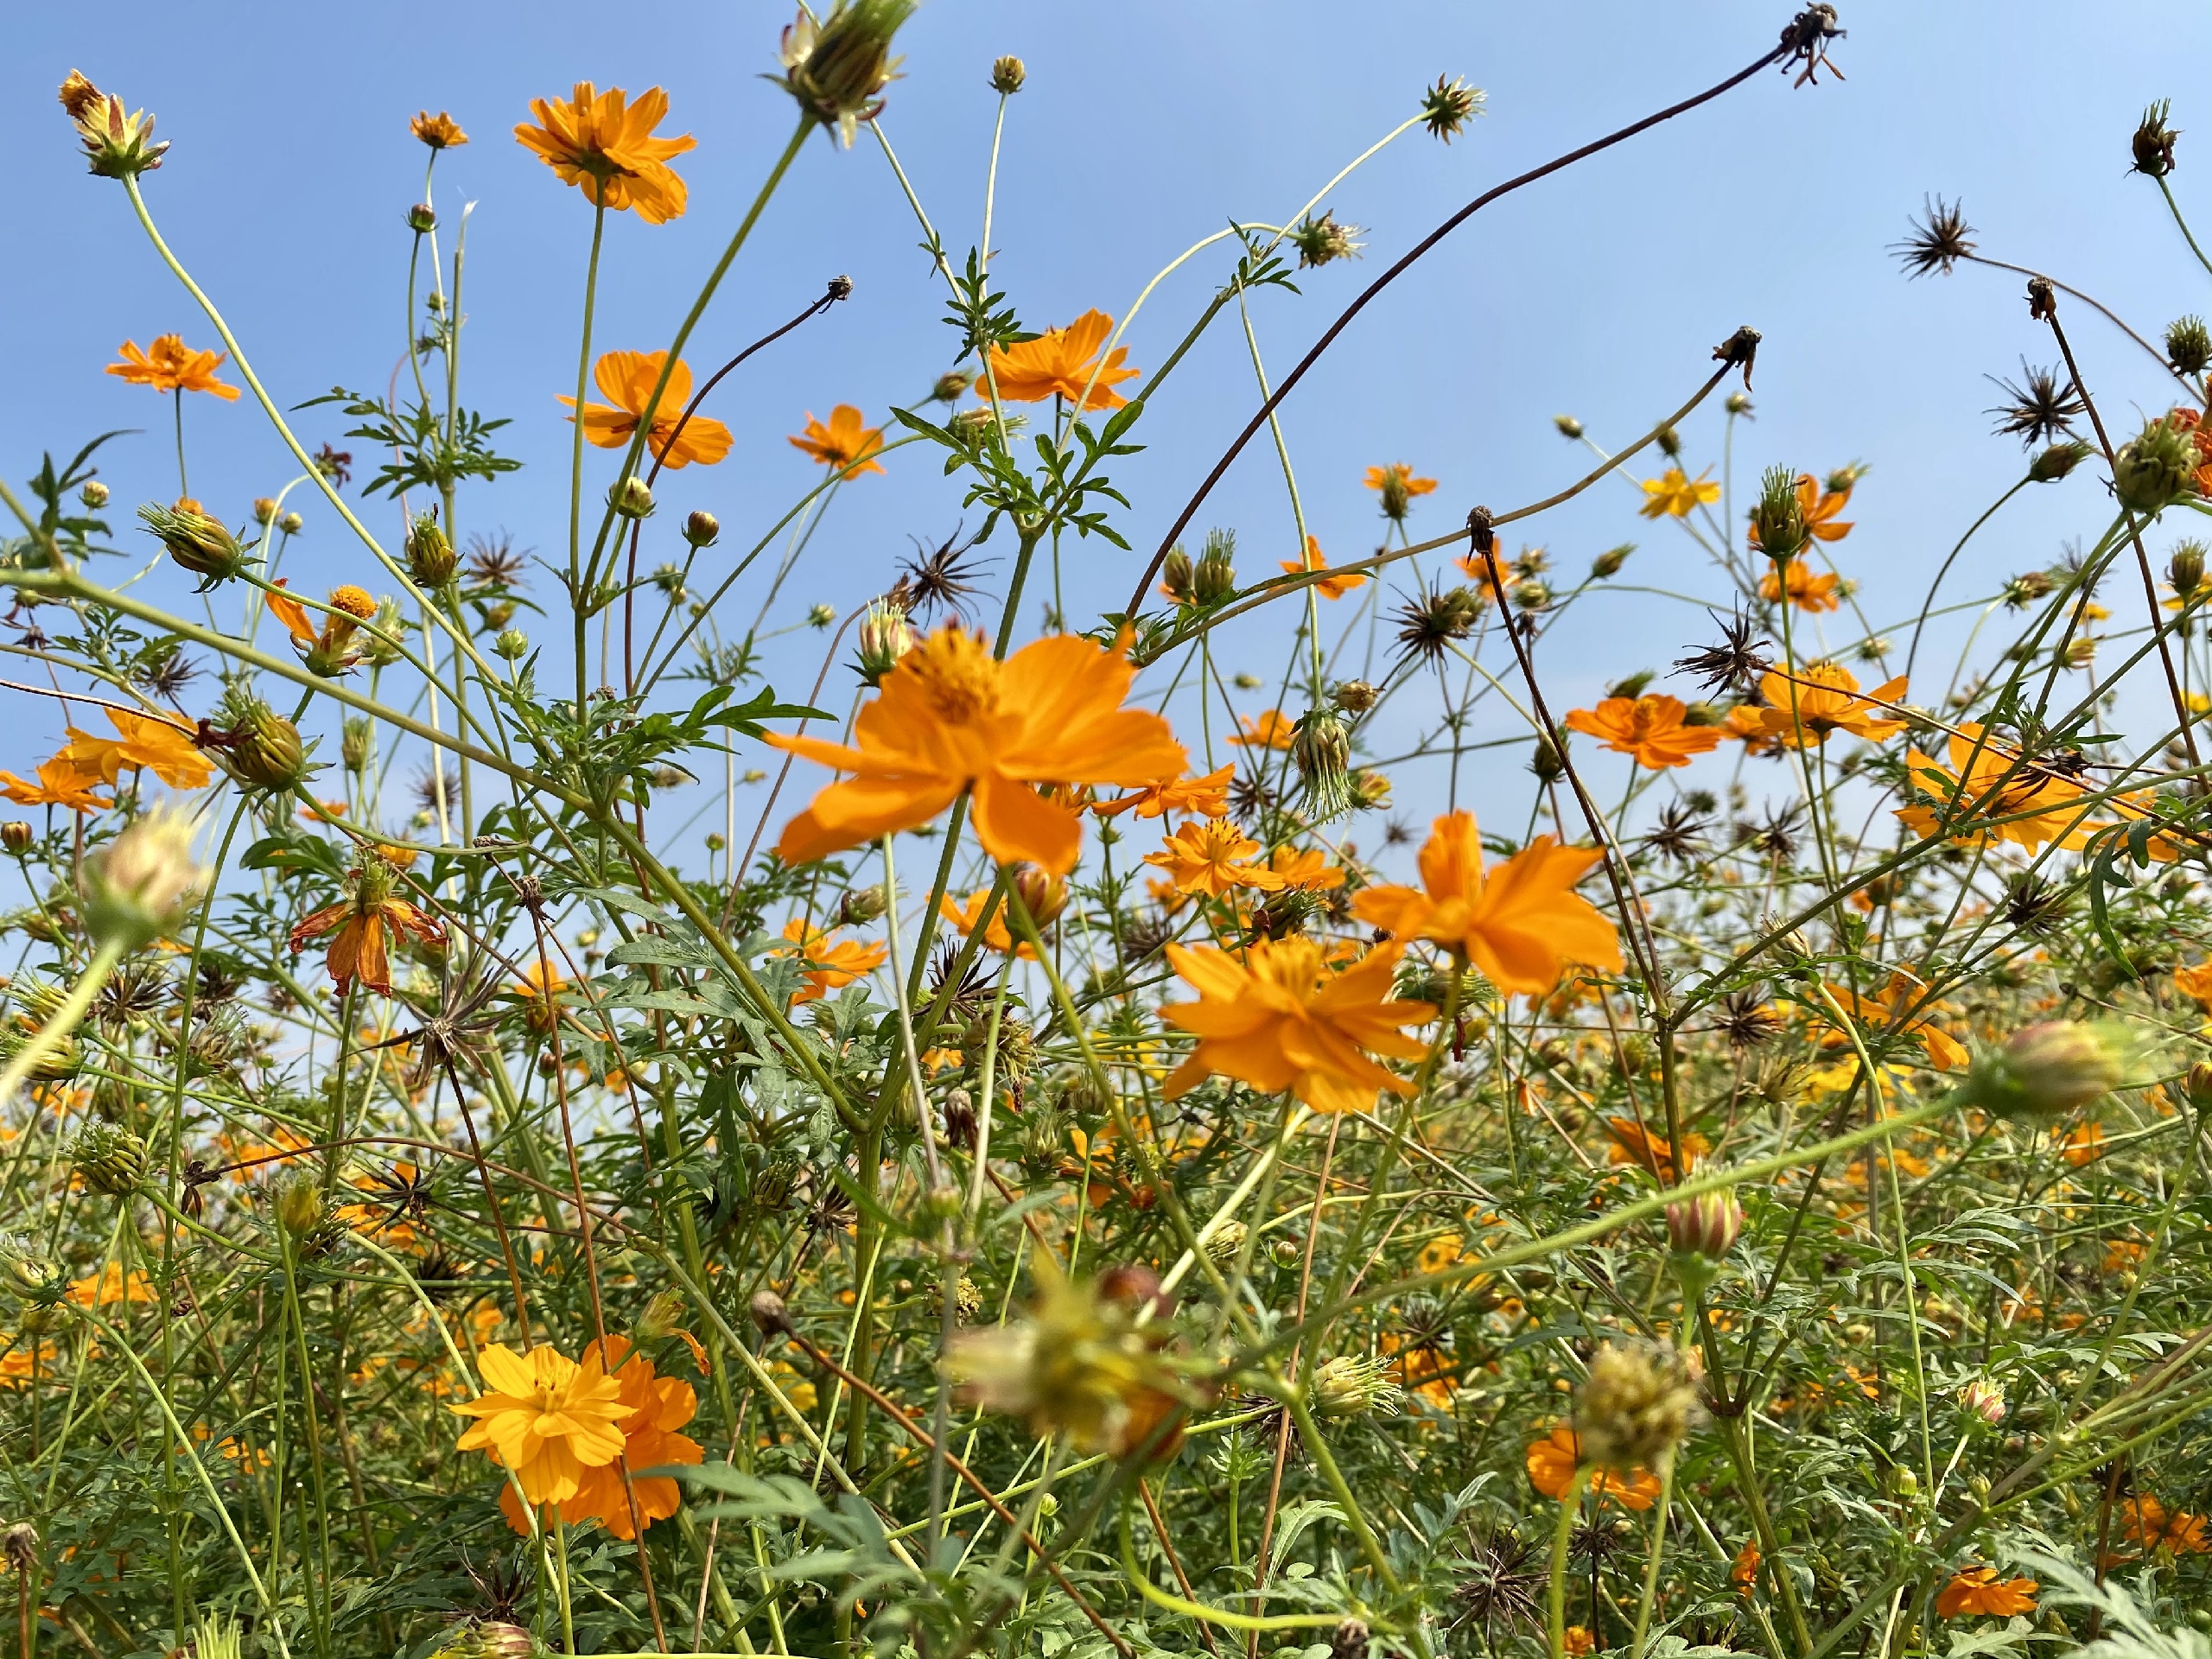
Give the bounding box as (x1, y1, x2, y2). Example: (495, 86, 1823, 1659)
(569, 200, 608, 713)
(1548, 1466, 1591, 1659)
(1627, 1455, 1676, 1659)
(0, 937, 124, 1104)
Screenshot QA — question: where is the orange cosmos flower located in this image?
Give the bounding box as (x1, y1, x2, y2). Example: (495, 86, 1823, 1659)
(1732, 1541, 1760, 1595)
(105, 334, 240, 400)
(1229, 710, 1296, 750)
(788, 404, 886, 476)
(768, 624, 1185, 876)
(1755, 663, 1907, 748)
(289, 855, 448, 996)
(1605, 1117, 1708, 1183)
(1896, 724, 2101, 854)
(1935, 1567, 2037, 1619)
(2119, 1494, 2212, 1556)
(1364, 463, 1439, 523)
(1266, 845, 1344, 892)
(264, 580, 380, 677)
(58, 708, 212, 790)
(1563, 1629, 1595, 1656)
(1525, 1425, 1661, 1510)
(1820, 968, 1968, 1071)
(1160, 937, 1433, 1114)
(1093, 764, 1233, 821)
(559, 352, 732, 468)
(498, 1336, 702, 1538)
(1144, 819, 1287, 899)
(65, 1263, 156, 1306)
(1563, 695, 1723, 770)
(1279, 535, 1366, 599)
(1353, 811, 1623, 997)
(0, 756, 110, 812)
(1760, 561, 1844, 613)
(1747, 473, 1853, 550)
(1638, 467, 1719, 519)
(774, 918, 887, 1004)
(411, 111, 468, 149)
(1722, 704, 1780, 756)
(2173, 959, 2212, 1007)
(2055, 1121, 2106, 1166)
(0, 1338, 56, 1389)
(514, 83, 695, 223)
(983, 309, 1138, 410)
(938, 888, 1027, 957)
(451, 1342, 634, 1508)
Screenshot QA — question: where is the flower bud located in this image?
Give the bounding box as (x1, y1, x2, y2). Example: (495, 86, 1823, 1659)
(0, 1237, 66, 1306)
(1553, 415, 1584, 439)
(271, 1171, 327, 1238)
(635, 1289, 688, 1344)
(1967, 1021, 2123, 1122)
(79, 480, 111, 510)
(1160, 544, 1196, 604)
(1013, 863, 1068, 927)
(1666, 1188, 1744, 1260)
(1290, 211, 1364, 270)
(749, 1289, 793, 1337)
(989, 54, 1026, 94)
(1530, 735, 1566, 784)
(341, 717, 372, 774)
(71, 1123, 148, 1197)
(610, 476, 655, 520)
(807, 603, 836, 629)
(1590, 543, 1633, 580)
(251, 497, 278, 524)
(931, 370, 974, 404)
(83, 805, 201, 951)
(683, 509, 721, 548)
(1192, 529, 1236, 606)
(1203, 1220, 1249, 1268)
(494, 628, 530, 661)
(1312, 1354, 1402, 1418)
(775, 0, 913, 149)
(2171, 542, 2205, 599)
(1510, 578, 1552, 612)
(407, 202, 437, 233)
(1, 823, 31, 855)
(139, 502, 251, 588)
(1655, 423, 1681, 459)
(2187, 1060, 2212, 1108)
(1349, 767, 1392, 811)
(2113, 416, 2197, 516)
(1749, 465, 1808, 563)
(219, 694, 308, 791)
(2168, 315, 2212, 376)
(1332, 678, 1379, 715)
(855, 599, 914, 686)
(1959, 1378, 2006, 1425)
(405, 512, 456, 587)
(1573, 1341, 1701, 1471)
(836, 884, 888, 926)
(280, 511, 303, 535)
(1725, 391, 1753, 416)
(1292, 709, 1353, 818)
(359, 597, 406, 667)
(950, 406, 995, 442)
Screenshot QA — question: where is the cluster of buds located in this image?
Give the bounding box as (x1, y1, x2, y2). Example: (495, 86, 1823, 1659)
(57, 71, 167, 179)
(139, 501, 252, 588)
(82, 805, 202, 952)
(1161, 528, 1237, 609)
(773, 0, 913, 148)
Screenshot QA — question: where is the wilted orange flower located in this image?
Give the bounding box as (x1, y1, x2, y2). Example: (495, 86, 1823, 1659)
(1821, 969, 1968, 1071)
(788, 405, 886, 476)
(1638, 467, 1719, 519)
(514, 83, 695, 223)
(774, 918, 887, 1004)
(1525, 1425, 1660, 1510)
(451, 1342, 633, 1508)
(1144, 819, 1285, 899)
(105, 335, 240, 400)
(0, 756, 110, 812)
(499, 1336, 701, 1537)
(411, 111, 467, 149)
(983, 310, 1137, 410)
(1605, 1117, 1708, 1183)
(1280, 536, 1366, 600)
(59, 708, 212, 790)
(289, 855, 448, 996)
(1563, 695, 1723, 770)
(1354, 812, 1623, 997)
(1229, 710, 1295, 750)
(1759, 561, 1843, 613)
(768, 625, 1185, 875)
(1756, 663, 1907, 748)
(265, 580, 380, 677)
(1747, 474, 1853, 550)
(1160, 937, 1433, 1114)
(1093, 764, 1233, 821)
(559, 352, 732, 468)
(1936, 1567, 2037, 1619)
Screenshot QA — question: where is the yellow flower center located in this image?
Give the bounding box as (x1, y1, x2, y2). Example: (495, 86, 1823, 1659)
(329, 585, 378, 620)
(903, 627, 1001, 725)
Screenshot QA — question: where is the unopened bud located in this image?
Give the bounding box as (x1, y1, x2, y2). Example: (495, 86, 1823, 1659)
(2188, 1060, 2212, 1108)
(682, 509, 720, 548)
(1, 823, 31, 855)
(1013, 863, 1068, 928)
(1967, 1021, 2123, 1121)
(931, 370, 973, 404)
(2171, 542, 2204, 599)
(251, 497, 279, 524)
(1332, 678, 1379, 715)
(1959, 1378, 2005, 1425)
(494, 628, 529, 661)
(280, 511, 303, 535)
(1574, 1341, 1700, 1471)
(1530, 735, 1566, 784)
(989, 55, 1026, 94)
(79, 480, 111, 510)
(2113, 416, 2196, 516)
(1655, 423, 1681, 459)
(635, 1289, 687, 1343)
(1666, 1188, 1743, 1260)
(139, 502, 251, 588)
(855, 599, 914, 686)
(405, 512, 455, 587)
(272, 1172, 326, 1238)
(1160, 544, 1196, 604)
(610, 476, 655, 520)
(83, 805, 201, 951)
(1590, 543, 1633, 580)
(749, 1290, 793, 1337)
(341, 716, 372, 773)
(407, 202, 437, 233)
(836, 884, 888, 927)
(0, 1239, 66, 1306)
(72, 1123, 149, 1197)
(1349, 768, 1392, 811)
(1553, 415, 1584, 440)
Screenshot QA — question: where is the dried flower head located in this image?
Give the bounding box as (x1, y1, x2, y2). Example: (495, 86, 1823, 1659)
(1291, 211, 1364, 270)
(57, 70, 168, 178)
(1893, 196, 1975, 279)
(1986, 360, 2083, 449)
(2132, 99, 2179, 178)
(774, 0, 916, 148)
(1420, 74, 1484, 142)
(1573, 1341, 1701, 1472)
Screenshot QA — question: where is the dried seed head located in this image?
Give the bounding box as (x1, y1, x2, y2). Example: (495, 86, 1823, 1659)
(1420, 75, 1484, 142)
(2132, 99, 2179, 178)
(1892, 195, 1975, 279)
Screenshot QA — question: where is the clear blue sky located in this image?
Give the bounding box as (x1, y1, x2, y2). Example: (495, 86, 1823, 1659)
(7, 3, 2211, 851)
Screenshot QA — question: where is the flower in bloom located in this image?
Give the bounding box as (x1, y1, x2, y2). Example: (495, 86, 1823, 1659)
(1354, 812, 1623, 997)
(938, 888, 1024, 957)
(289, 854, 448, 996)
(1280, 536, 1366, 600)
(1144, 819, 1286, 899)
(514, 84, 695, 223)
(2119, 1494, 2211, 1556)
(1563, 695, 1724, 770)
(788, 405, 886, 476)
(1638, 467, 1719, 519)
(1160, 937, 1434, 1114)
(411, 111, 468, 149)
(58, 709, 213, 790)
(774, 918, 887, 1004)
(1936, 1567, 2037, 1619)
(1759, 561, 1843, 613)
(1229, 710, 1295, 750)
(1893, 723, 2161, 857)
(1821, 969, 1968, 1071)
(1563, 1629, 1594, 1656)
(1524, 1425, 1660, 1510)
(1605, 1117, 1708, 1184)
(1722, 705, 1780, 757)
(1364, 462, 1438, 523)
(2174, 959, 2212, 1007)
(1756, 663, 1907, 748)
(1093, 764, 1233, 821)
(983, 310, 1137, 410)
(0, 757, 109, 812)
(1265, 845, 1344, 892)
(768, 624, 1185, 875)
(1747, 474, 1853, 550)
(451, 1342, 633, 1507)
(265, 581, 380, 677)
(0, 1337, 56, 1389)
(65, 1263, 156, 1306)
(558, 352, 731, 469)
(1732, 1541, 1760, 1595)
(499, 1336, 701, 1537)
(105, 335, 240, 400)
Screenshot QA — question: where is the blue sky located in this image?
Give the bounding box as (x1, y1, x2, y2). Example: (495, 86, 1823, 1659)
(7, 3, 2211, 855)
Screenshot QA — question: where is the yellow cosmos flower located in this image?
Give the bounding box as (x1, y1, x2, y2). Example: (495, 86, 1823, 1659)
(106, 335, 240, 400)
(450, 1342, 633, 1508)
(514, 83, 696, 224)
(1638, 467, 1719, 518)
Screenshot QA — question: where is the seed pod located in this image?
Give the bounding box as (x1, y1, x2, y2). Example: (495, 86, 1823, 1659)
(775, 0, 913, 148)
(1748, 466, 1808, 563)
(1160, 544, 1196, 603)
(2167, 315, 2212, 376)
(2171, 542, 2205, 599)
(1192, 529, 1236, 606)
(1292, 708, 1352, 818)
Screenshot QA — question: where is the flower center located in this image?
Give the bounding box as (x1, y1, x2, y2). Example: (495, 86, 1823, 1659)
(903, 627, 1001, 725)
(330, 585, 377, 620)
